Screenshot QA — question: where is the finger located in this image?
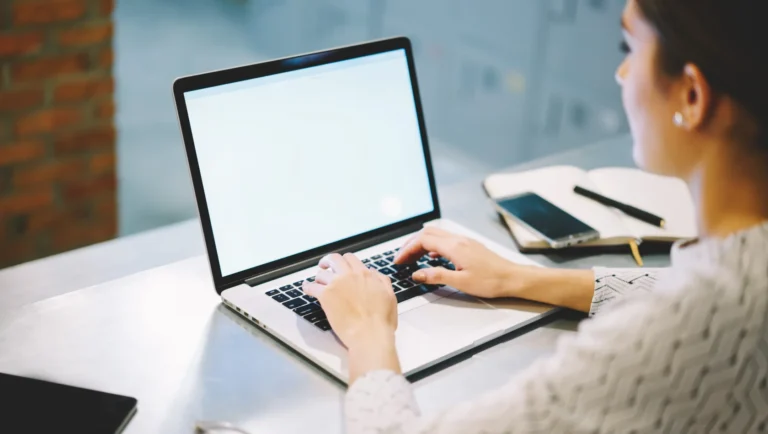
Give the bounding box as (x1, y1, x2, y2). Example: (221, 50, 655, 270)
(319, 253, 351, 274)
(412, 266, 463, 287)
(395, 230, 459, 264)
(395, 232, 420, 258)
(342, 253, 367, 272)
(428, 252, 440, 258)
(314, 268, 336, 285)
(304, 282, 327, 299)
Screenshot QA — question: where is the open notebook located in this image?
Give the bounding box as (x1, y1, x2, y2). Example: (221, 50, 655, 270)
(483, 166, 698, 250)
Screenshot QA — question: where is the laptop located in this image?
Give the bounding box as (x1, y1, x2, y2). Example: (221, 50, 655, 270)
(173, 37, 556, 383)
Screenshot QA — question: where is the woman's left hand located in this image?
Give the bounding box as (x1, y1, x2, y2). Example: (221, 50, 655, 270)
(304, 253, 398, 350)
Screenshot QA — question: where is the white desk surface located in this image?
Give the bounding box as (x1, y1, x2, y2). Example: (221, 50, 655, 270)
(0, 135, 670, 433)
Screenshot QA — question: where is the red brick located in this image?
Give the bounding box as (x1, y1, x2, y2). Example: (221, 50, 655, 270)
(10, 53, 90, 83)
(0, 140, 45, 166)
(0, 88, 45, 113)
(97, 47, 113, 69)
(13, 159, 86, 187)
(93, 196, 116, 218)
(58, 22, 113, 47)
(27, 203, 90, 233)
(54, 77, 114, 103)
(54, 125, 115, 155)
(0, 238, 37, 268)
(15, 108, 82, 136)
(13, 0, 87, 26)
(89, 150, 114, 174)
(94, 98, 114, 119)
(0, 187, 53, 213)
(99, 0, 115, 16)
(0, 31, 44, 57)
(61, 173, 116, 202)
(51, 223, 115, 252)
(0, 120, 10, 142)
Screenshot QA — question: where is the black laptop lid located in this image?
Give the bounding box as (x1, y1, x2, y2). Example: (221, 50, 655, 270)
(173, 37, 440, 293)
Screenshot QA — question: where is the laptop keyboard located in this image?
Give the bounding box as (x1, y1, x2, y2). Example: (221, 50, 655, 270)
(263, 248, 456, 332)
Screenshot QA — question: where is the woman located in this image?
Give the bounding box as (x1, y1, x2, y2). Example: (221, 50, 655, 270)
(304, 0, 768, 431)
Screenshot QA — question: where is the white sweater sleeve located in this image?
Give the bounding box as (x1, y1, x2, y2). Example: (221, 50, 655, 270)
(589, 267, 665, 316)
(345, 267, 750, 434)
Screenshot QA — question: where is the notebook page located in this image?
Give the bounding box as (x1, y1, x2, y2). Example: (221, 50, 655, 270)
(588, 167, 697, 240)
(484, 166, 631, 241)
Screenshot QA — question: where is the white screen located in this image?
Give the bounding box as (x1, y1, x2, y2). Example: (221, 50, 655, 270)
(185, 50, 435, 277)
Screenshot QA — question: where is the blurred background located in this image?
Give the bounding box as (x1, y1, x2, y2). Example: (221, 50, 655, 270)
(0, 0, 627, 269)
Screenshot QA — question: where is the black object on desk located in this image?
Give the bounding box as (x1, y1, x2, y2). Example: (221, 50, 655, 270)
(0, 372, 137, 434)
(574, 186, 666, 228)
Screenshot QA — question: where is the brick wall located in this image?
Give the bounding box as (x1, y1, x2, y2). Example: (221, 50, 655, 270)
(0, 0, 116, 268)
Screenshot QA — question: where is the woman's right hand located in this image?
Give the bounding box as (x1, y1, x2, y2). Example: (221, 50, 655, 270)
(394, 226, 536, 299)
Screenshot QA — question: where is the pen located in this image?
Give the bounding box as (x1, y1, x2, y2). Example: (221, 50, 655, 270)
(574, 186, 666, 228)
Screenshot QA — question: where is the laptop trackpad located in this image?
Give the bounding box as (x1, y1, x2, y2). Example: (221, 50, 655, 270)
(400, 292, 513, 342)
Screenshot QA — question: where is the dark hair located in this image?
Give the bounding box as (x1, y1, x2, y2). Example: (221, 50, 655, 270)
(636, 0, 766, 146)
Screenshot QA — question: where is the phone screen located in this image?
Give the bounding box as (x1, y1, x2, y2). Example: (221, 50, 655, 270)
(496, 193, 597, 241)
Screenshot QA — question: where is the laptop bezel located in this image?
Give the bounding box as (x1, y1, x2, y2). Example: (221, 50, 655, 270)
(173, 37, 441, 293)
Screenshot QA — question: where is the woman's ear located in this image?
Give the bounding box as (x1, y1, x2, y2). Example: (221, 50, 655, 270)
(679, 63, 713, 130)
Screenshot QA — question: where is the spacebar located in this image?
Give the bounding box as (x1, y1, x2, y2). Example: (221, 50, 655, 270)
(396, 285, 437, 303)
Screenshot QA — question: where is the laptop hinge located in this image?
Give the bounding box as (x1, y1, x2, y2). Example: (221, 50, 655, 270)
(244, 222, 424, 287)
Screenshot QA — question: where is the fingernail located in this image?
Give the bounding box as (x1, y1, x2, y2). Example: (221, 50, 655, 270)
(413, 271, 425, 282)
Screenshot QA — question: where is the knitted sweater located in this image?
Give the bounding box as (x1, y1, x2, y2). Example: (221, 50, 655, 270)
(346, 222, 768, 433)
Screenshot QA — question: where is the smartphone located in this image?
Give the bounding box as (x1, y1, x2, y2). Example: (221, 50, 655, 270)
(494, 192, 600, 248)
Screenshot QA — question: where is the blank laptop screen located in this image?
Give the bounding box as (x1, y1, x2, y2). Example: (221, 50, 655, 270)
(184, 49, 435, 277)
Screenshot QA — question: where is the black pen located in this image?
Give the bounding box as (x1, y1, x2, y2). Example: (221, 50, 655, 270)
(574, 186, 666, 228)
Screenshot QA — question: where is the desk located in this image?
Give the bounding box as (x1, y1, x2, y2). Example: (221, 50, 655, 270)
(0, 135, 670, 433)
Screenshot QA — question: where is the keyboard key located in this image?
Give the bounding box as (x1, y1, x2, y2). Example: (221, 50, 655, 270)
(395, 285, 435, 303)
(265, 289, 280, 296)
(428, 260, 443, 268)
(393, 283, 405, 293)
(371, 255, 382, 260)
(272, 293, 290, 303)
(366, 264, 378, 270)
(362, 258, 370, 264)
(395, 247, 400, 252)
(374, 260, 389, 268)
(293, 281, 303, 287)
(305, 310, 327, 323)
(279, 285, 293, 291)
(392, 262, 416, 271)
(386, 256, 395, 263)
(393, 270, 411, 280)
(399, 279, 416, 289)
(383, 250, 394, 256)
(307, 276, 315, 282)
(283, 298, 307, 309)
(295, 303, 321, 316)
(303, 295, 317, 303)
(379, 267, 395, 275)
(314, 320, 332, 331)
(396, 287, 423, 303)
(286, 289, 302, 298)
(445, 263, 456, 271)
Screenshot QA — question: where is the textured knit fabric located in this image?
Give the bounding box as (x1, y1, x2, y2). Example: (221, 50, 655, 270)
(345, 222, 768, 433)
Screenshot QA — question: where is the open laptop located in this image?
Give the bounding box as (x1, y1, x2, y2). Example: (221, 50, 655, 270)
(173, 37, 556, 383)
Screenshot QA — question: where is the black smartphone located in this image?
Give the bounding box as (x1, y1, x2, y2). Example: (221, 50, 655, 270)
(494, 192, 600, 248)
(0, 372, 138, 434)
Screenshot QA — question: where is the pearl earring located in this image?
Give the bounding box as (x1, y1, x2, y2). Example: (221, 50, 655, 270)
(673, 112, 686, 127)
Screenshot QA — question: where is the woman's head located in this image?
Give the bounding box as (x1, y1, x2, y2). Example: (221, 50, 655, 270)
(617, 0, 766, 179)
